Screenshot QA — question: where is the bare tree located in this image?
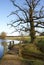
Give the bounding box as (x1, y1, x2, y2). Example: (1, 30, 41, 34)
(8, 0, 44, 43)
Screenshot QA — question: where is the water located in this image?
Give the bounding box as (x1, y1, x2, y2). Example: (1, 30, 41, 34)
(7, 40, 20, 45)
(0, 39, 20, 45)
(0, 45, 4, 59)
(0, 39, 20, 59)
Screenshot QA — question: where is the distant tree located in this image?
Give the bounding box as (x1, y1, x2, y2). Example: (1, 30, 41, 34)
(1, 32, 7, 53)
(8, 0, 44, 44)
(1, 32, 7, 39)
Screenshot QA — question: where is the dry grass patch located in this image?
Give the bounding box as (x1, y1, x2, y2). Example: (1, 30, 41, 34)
(2, 54, 20, 60)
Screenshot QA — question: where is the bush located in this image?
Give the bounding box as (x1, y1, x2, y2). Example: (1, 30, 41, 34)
(37, 40, 44, 53)
(21, 59, 44, 65)
(32, 60, 44, 65)
(22, 44, 41, 53)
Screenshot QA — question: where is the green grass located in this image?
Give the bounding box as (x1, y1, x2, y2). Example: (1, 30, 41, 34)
(21, 58, 44, 65)
(6, 36, 44, 40)
(1, 36, 44, 65)
(36, 39, 44, 53)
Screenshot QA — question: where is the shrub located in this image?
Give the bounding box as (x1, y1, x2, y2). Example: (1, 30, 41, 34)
(37, 40, 44, 53)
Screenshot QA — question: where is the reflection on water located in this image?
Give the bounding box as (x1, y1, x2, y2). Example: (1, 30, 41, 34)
(0, 39, 6, 44)
(0, 39, 20, 45)
(7, 40, 20, 45)
(0, 39, 20, 56)
(0, 45, 4, 59)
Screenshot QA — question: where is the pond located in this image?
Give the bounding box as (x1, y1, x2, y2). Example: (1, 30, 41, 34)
(0, 39, 20, 59)
(0, 45, 4, 59)
(7, 40, 20, 45)
(0, 39, 20, 45)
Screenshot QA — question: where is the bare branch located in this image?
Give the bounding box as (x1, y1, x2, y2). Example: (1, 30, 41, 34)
(34, 0, 41, 9)
(12, 20, 21, 24)
(10, 0, 28, 19)
(35, 31, 41, 33)
(35, 25, 44, 28)
(25, 0, 31, 8)
(33, 16, 44, 20)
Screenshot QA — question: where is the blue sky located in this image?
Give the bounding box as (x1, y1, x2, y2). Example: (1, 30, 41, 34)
(0, 0, 44, 36)
(0, 0, 20, 36)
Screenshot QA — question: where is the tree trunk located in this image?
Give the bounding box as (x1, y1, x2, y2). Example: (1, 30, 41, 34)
(29, 7, 36, 44)
(30, 21, 36, 43)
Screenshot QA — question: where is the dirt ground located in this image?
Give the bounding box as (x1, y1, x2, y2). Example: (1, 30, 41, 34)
(0, 60, 21, 65)
(0, 54, 29, 65)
